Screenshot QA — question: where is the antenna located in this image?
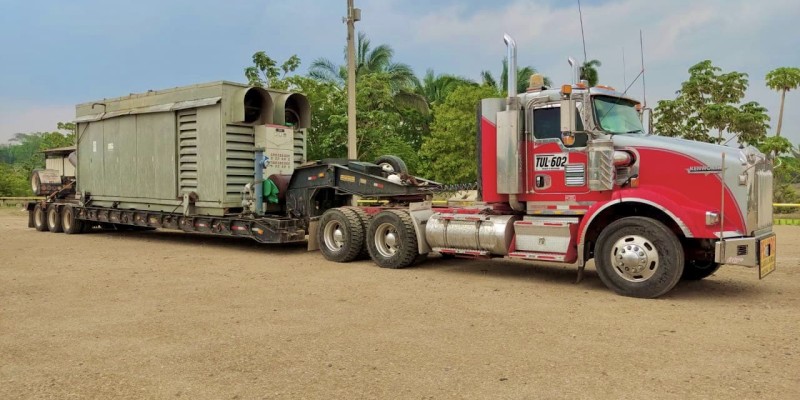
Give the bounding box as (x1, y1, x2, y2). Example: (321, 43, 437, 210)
(578, 0, 588, 64)
(640, 29, 647, 109)
(622, 47, 627, 89)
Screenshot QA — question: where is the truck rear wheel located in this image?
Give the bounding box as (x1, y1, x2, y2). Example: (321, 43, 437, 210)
(367, 210, 419, 269)
(318, 208, 365, 263)
(61, 205, 84, 234)
(46, 205, 63, 233)
(33, 204, 47, 232)
(342, 206, 371, 259)
(595, 217, 684, 298)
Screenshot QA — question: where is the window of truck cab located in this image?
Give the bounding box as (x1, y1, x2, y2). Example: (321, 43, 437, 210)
(530, 104, 587, 148)
(593, 95, 644, 134)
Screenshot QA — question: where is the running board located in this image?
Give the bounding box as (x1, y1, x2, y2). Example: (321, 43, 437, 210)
(507, 251, 568, 262)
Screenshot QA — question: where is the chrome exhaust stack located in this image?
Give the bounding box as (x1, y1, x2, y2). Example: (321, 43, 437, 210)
(498, 33, 524, 211)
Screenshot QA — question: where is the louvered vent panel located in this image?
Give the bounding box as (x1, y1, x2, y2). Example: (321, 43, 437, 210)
(178, 110, 198, 194)
(225, 124, 255, 198)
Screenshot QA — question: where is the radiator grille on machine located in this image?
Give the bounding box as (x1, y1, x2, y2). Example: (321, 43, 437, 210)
(177, 110, 198, 194)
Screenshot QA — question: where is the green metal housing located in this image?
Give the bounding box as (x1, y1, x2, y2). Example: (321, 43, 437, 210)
(74, 81, 310, 216)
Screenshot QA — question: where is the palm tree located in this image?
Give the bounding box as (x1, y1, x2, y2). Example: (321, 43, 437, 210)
(481, 59, 551, 94)
(309, 32, 418, 93)
(765, 67, 800, 136)
(580, 59, 602, 87)
(416, 69, 477, 107)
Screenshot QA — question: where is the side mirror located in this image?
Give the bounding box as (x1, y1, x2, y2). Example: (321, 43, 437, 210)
(560, 98, 577, 133)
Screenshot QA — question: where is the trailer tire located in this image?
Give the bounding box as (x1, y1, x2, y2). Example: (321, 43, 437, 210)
(374, 155, 409, 175)
(682, 259, 720, 280)
(594, 216, 684, 298)
(61, 205, 83, 234)
(46, 205, 63, 233)
(318, 208, 365, 263)
(367, 210, 419, 269)
(33, 203, 47, 232)
(342, 206, 371, 259)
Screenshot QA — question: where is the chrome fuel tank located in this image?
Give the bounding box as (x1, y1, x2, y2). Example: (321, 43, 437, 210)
(425, 214, 520, 255)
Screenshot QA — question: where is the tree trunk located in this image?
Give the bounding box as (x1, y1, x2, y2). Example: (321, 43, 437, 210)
(777, 89, 786, 136)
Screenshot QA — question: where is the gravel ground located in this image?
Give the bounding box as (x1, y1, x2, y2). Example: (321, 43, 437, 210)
(1, 208, 799, 399)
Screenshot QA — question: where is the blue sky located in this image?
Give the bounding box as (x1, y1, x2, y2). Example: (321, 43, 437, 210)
(1, 0, 798, 144)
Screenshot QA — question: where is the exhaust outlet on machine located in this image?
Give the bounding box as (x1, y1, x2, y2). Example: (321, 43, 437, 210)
(498, 34, 524, 211)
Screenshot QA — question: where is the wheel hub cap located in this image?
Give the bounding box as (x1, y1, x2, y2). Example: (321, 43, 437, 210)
(611, 235, 659, 282)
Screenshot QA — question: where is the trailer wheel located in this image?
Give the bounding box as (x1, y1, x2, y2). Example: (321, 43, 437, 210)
(682, 259, 720, 280)
(595, 216, 684, 298)
(46, 205, 63, 233)
(33, 203, 47, 232)
(318, 208, 365, 263)
(374, 155, 409, 174)
(342, 206, 371, 259)
(367, 210, 419, 269)
(61, 205, 83, 234)
(30, 171, 43, 196)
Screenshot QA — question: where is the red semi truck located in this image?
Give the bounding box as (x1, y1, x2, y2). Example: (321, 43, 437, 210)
(27, 35, 776, 298)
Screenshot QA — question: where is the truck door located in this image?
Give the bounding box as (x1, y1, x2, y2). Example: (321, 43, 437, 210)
(528, 104, 590, 198)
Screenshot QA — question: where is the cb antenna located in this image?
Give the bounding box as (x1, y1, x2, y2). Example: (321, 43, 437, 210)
(578, 0, 588, 64)
(640, 29, 647, 109)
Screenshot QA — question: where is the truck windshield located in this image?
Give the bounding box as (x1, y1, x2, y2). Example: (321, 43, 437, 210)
(593, 96, 644, 134)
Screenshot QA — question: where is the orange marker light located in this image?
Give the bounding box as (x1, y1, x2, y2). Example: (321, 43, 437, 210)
(561, 84, 572, 95)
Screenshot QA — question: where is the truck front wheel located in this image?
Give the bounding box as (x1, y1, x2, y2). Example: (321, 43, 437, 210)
(318, 208, 365, 263)
(367, 210, 420, 269)
(595, 217, 684, 298)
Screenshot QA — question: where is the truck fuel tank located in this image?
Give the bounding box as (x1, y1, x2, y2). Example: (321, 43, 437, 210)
(426, 213, 520, 256)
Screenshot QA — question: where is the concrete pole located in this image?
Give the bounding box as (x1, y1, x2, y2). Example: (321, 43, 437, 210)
(346, 0, 357, 160)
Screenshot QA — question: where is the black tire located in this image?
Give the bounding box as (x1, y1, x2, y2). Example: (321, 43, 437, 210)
(30, 170, 43, 196)
(46, 205, 63, 233)
(342, 206, 371, 259)
(682, 259, 721, 280)
(318, 208, 365, 263)
(33, 203, 48, 232)
(366, 210, 420, 269)
(374, 155, 409, 175)
(594, 217, 684, 298)
(61, 205, 83, 234)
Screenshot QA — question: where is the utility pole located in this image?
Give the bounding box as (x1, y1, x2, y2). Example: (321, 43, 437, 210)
(346, 0, 360, 160)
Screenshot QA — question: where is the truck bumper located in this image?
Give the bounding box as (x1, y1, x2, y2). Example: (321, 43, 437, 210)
(714, 232, 776, 274)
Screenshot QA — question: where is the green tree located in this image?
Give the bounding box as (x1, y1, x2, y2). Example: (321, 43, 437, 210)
(421, 85, 501, 183)
(481, 59, 551, 94)
(765, 67, 800, 136)
(244, 52, 300, 89)
(654, 60, 769, 145)
(309, 32, 417, 92)
(416, 69, 477, 107)
(580, 59, 602, 87)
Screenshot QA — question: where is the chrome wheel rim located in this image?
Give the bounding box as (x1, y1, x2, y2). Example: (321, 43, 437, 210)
(610, 235, 659, 282)
(48, 209, 57, 228)
(378, 162, 395, 173)
(34, 208, 44, 227)
(374, 222, 399, 258)
(62, 211, 71, 231)
(323, 220, 345, 251)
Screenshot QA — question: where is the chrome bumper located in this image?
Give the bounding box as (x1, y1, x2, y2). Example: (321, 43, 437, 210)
(714, 232, 775, 267)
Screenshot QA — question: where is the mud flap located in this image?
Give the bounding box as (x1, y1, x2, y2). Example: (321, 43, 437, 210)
(307, 217, 320, 251)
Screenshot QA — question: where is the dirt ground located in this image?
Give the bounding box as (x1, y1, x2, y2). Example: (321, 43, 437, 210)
(1, 208, 798, 399)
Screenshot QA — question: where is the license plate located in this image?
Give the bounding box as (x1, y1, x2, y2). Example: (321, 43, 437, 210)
(759, 235, 777, 279)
